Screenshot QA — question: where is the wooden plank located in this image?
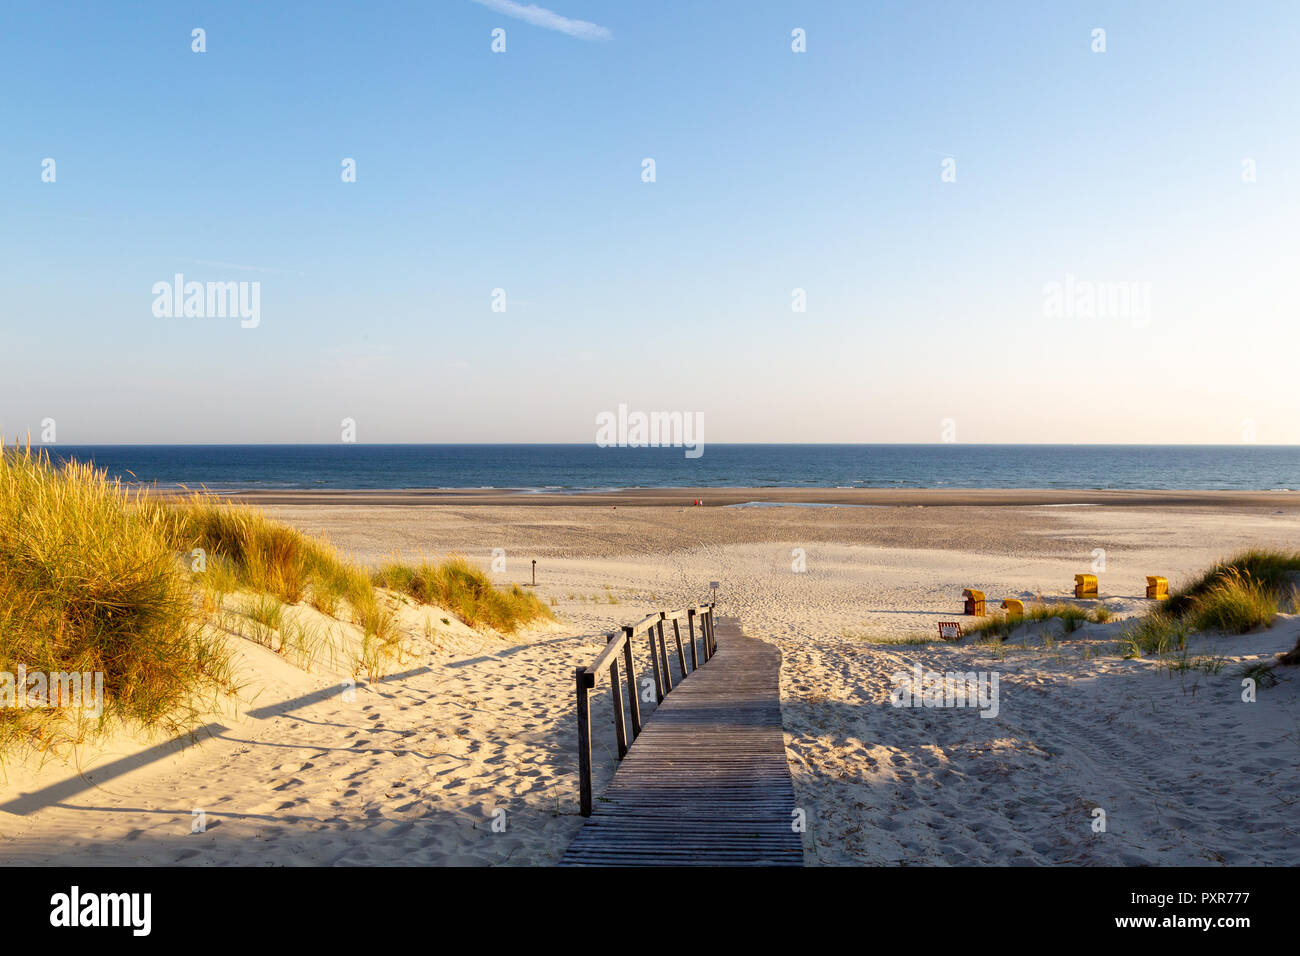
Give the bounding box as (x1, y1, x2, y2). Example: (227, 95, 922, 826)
(562, 616, 803, 867)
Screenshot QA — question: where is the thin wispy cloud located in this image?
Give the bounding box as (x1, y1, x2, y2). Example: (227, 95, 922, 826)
(469, 0, 612, 41)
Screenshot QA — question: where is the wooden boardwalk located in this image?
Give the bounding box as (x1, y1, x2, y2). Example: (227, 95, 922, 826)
(562, 617, 803, 866)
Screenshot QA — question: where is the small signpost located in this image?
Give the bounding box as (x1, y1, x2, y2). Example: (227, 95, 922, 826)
(710, 580, 719, 604)
(531, 559, 537, 587)
(938, 621, 963, 641)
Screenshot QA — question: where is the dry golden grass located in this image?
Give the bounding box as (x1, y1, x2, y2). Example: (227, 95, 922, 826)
(1185, 568, 1278, 634)
(1165, 548, 1300, 618)
(966, 600, 1092, 641)
(0, 443, 234, 755)
(373, 555, 554, 634)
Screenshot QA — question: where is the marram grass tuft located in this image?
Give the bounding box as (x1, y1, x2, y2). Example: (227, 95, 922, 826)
(373, 555, 554, 634)
(0, 443, 233, 754)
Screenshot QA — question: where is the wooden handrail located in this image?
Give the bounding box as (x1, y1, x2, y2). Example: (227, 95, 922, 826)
(575, 602, 717, 816)
(628, 612, 663, 633)
(580, 632, 627, 686)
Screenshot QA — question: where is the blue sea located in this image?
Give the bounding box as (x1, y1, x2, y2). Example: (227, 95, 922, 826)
(37, 444, 1300, 492)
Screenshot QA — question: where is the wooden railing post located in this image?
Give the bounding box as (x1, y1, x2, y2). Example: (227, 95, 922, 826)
(657, 614, 673, 693)
(607, 634, 627, 759)
(575, 602, 721, 815)
(576, 666, 592, 817)
(648, 629, 664, 703)
(622, 625, 641, 739)
(673, 617, 690, 674)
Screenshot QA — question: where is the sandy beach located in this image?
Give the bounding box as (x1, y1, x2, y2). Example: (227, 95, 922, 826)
(173, 487, 1300, 509)
(2, 493, 1298, 865)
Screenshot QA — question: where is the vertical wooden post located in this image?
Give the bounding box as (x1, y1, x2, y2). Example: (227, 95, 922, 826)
(648, 629, 664, 703)
(672, 617, 688, 675)
(607, 635, 627, 759)
(688, 609, 700, 665)
(706, 606, 716, 657)
(576, 666, 592, 817)
(657, 616, 673, 692)
(622, 626, 641, 739)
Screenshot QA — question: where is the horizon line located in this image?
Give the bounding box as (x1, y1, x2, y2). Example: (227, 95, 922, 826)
(16, 441, 1300, 449)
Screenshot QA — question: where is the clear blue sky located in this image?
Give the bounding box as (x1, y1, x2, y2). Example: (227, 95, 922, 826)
(3, 1, 1298, 443)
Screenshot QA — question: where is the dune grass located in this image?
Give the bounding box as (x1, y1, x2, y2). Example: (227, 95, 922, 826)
(967, 600, 1095, 642)
(1117, 551, 1296, 658)
(1184, 568, 1278, 634)
(241, 594, 284, 648)
(840, 628, 938, 646)
(0, 446, 562, 752)
(1164, 549, 1300, 618)
(1140, 550, 1295, 637)
(161, 495, 375, 612)
(0, 443, 410, 751)
(967, 553, 1296, 658)
(0, 444, 234, 753)
(1241, 660, 1282, 687)
(159, 496, 412, 677)
(1119, 611, 1189, 657)
(373, 556, 554, 634)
